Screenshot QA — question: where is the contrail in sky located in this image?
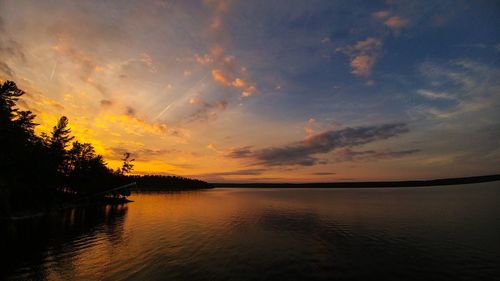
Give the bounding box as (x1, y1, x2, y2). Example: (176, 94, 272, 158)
(154, 73, 209, 121)
(50, 62, 57, 80)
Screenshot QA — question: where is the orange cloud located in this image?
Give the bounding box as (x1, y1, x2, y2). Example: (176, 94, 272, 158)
(354, 37, 382, 52)
(201, 48, 258, 97)
(212, 69, 232, 86)
(350, 55, 377, 77)
(189, 97, 201, 104)
(384, 16, 410, 31)
(241, 85, 256, 97)
(232, 78, 246, 88)
(194, 2, 259, 102)
(372, 10, 410, 33)
(337, 37, 383, 77)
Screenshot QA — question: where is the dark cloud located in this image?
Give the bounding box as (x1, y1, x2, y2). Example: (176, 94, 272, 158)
(227, 146, 254, 158)
(90, 81, 109, 96)
(228, 123, 412, 166)
(192, 169, 267, 182)
(100, 99, 113, 107)
(205, 169, 266, 177)
(311, 172, 336, 176)
(333, 148, 420, 162)
(125, 106, 136, 116)
(188, 99, 228, 122)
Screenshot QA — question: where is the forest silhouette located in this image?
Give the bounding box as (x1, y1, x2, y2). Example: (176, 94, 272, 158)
(0, 80, 211, 218)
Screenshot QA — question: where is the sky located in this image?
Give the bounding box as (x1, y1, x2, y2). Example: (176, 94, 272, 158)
(1, 0, 499, 182)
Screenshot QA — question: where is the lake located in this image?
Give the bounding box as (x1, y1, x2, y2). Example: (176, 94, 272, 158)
(2, 182, 500, 280)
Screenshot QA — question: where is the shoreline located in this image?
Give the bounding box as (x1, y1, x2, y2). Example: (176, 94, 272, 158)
(1, 197, 133, 221)
(212, 174, 500, 188)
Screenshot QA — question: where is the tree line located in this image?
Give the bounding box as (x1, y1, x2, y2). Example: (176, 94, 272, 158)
(0, 80, 136, 215)
(0, 80, 211, 217)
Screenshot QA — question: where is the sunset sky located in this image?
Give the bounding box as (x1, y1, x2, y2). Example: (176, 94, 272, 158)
(1, 0, 499, 182)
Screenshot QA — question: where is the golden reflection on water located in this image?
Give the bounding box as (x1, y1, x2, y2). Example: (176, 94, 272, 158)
(3, 183, 500, 281)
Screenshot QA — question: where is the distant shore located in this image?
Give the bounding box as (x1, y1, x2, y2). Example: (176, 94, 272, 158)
(212, 174, 500, 188)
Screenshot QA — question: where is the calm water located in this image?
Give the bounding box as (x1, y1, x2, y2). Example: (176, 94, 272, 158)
(2, 182, 500, 281)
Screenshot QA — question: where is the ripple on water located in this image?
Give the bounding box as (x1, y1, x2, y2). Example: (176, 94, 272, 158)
(3, 184, 500, 281)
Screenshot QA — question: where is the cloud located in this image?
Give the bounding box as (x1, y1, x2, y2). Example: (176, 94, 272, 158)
(195, 45, 257, 97)
(212, 69, 232, 86)
(372, 10, 410, 33)
(227, 146, 254, 158)
(198, 1, 255, 97)
(202, 168, 266, 177)
(140, 53, 157, 73)
(303, 118, 340, 136)
(311, 172, 336, 176)
(0, 61, 14, 77)
(100, 99, 113, 107)
(232, 78, 246, 88)
(94, 114, 180, 138)
(384, 16, 410, 31)
(409, 59, 500, 122)
(50, 36, 112, 96)
(304, 118, 318, 135)
(228, 123, 411, 166)
(195, 53, 213, 65)
(336, 11, 409, 77)
(354, 37, 383, 52)
(337, 37, 383, 77)
(0, 39, 26, 62)
(189, 168, 270, 182)
(188, 99, 228, 122)
(350, 55, 377, 77)
(332, 148, 420, 162)
(417, 90, 455, 100)
(52, 38, 99, 82)
(125, 106, 136, 116)
(419, 59, 500, 95)
(20, 90, 65, 112)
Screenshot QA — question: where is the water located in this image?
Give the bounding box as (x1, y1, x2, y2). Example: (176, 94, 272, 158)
(2, 182, 500, 280)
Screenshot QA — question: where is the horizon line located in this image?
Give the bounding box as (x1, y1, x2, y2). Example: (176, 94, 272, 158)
(208, 174, 500, 187)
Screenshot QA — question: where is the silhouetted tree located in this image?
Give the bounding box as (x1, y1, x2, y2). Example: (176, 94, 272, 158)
(0, 80, 211, 217)
(48, 116, 74, 174)
(0, 80, 24, 125)
(119, 152, 135, 175)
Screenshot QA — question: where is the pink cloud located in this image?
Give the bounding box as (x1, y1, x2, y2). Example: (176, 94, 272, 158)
(351, 55, 377, 77)
(337, 37, 383, 77)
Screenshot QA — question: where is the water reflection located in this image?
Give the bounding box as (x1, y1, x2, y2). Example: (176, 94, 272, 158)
(250, 206, 500, 280)
(1, 204, 128, 280)
(2, 183, 500, 281)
